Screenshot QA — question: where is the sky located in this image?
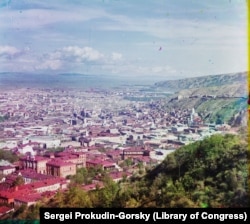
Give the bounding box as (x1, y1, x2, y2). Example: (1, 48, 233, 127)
(0, 0, 247, 81)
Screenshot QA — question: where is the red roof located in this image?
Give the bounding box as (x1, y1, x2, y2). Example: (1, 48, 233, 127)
(14, 169, 55, 181)
(46, 159, 75, 167)
(0, 183, 11, 191)
(0, 177, 67, 200)
(82, 182, 104, 191)
(86, 159, 115, 167)
(14, 192, 42, 203)
(0, 206, 14, 215)
(20, 155, 50, 162)
(55, 151, 73, 157)
(108, 171, 132, 180)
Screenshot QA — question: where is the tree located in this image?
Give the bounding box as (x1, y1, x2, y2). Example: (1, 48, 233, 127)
(175, 150, 188, 178)
(26, 203, 41, 220)
(114, 185, 133, 207)
(170, 196, 196, 208)
(124, 158, 133, 166)
(12, 176, 25, 187)
(71, 172, 84, 184)
(98, 176, 119, 207)
(0, 149, 19, 163)
(12, 204, 27, 219)
(182, 174, 194, 192)
(52, 190, 65, 208)
(224, 169, 238, 190)
(125, 198, 140, 208)
(164, 153, 177, 170)
(231, 187, 248, 207)
(64, 186, 92, 207)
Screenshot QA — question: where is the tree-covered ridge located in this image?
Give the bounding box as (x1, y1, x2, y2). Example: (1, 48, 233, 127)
(8, 133, 248, 219)
(145, 134, 248, 207)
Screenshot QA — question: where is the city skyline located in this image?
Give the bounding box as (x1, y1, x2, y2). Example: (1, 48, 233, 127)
(0, 0, 247, 81)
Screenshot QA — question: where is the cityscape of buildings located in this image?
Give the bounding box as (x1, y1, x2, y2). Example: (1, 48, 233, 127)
(0, 87, 240, 215)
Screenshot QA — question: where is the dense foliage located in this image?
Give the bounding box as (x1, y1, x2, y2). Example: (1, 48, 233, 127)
(145, 134, 248, 207)
(0, 149, 19, 163)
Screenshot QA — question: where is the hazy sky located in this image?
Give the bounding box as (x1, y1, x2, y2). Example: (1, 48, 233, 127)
(0, 0, 247, 80)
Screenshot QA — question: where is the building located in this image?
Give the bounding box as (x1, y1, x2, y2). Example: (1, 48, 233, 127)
(0, 177, 68, 207)
(108, 171, 132, 183)
(20, 156, 50, 174)
(12, 169, 55, 184)
(82, 182, 104, 192)
(122, 147, 150, 160)
(15, 141, 43, 155)
(46, 159, 76, 178)
(86, 159, 116, 171)
(23, 136, 61, 149)
(0, 166, 16, 176)
(55, 151, 86, 169)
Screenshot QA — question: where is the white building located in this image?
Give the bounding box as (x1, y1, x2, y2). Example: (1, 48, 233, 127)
(23, 136, 61, 148)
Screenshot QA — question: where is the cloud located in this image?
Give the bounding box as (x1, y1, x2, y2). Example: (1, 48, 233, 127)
(0, 45, 22, 58)
(111, 52, 122, 61)
(32, 45, 175, 76)
(32, 46, 105, 71)
(45, 46, 124, 66)
(61, 46, 104, 62)
(0, 44, 177, 76)
(47, 46, 104, 64)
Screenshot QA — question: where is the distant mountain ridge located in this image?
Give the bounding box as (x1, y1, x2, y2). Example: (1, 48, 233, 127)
(154, 71, 247, 91)
(0, 72, 127, 89)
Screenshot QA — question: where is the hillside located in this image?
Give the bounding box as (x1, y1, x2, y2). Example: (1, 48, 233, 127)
(164, 95, 247, 125)
(143, 133, 249, 208)
(151, 72, 248, 125)
(154, 71, 247, 94)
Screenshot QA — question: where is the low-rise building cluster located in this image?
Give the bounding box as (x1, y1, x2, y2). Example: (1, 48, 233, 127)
(0, 87, 238, 214)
